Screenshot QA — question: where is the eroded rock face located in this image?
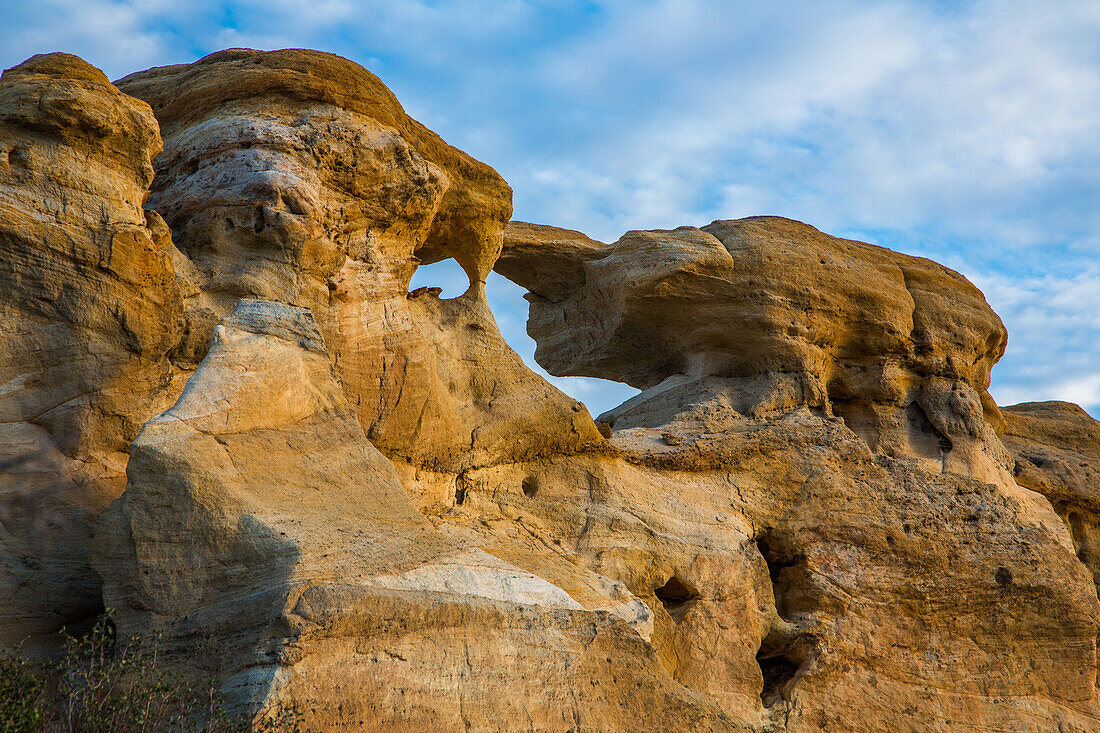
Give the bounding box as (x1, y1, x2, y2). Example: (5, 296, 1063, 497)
(0, 53, 184, 645)
(490, 217, 1099, 730)
(92, 300, 737, 731)
(1003, 401, 1100, 585)
(1, 46, 1098, 733)
(115, 49, 601, 471)
(500, 217, 1014, 485)
(407, 408, 1100, 731)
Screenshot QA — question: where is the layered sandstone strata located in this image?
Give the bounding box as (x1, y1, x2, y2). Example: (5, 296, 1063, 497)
(0, 53, 184, 645)
(499, 217, 1015, 484)
(0, 47, 1097, 733)
(1002, 401, 1100, 586)
(115, 49, 602, 472)
(92, 299, 732, 731)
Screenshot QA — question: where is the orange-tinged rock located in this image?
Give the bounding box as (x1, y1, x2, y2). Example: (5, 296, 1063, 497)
(0, 53, 184, 647)
(0, 46, 1098, 733)
(117, 49, 602, 471)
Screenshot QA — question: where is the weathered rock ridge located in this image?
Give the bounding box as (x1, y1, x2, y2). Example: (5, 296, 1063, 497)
(1, 47, 1099, 733)
(500, 218, 1014, 483)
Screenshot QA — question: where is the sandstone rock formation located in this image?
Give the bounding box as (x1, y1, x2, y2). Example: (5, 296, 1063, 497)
(0, 53, 184, 646)
(1, 47, 1098, 733)
(114, 49, 602, 472)
(1002, 401, 1100, 587)
(475, 218, 1099, 731)
(93, 298, 735, 731)
(499, 217, 1014, 483)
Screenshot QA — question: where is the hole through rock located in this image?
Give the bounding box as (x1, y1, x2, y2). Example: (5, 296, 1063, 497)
(408, 257, 471, 298)
(757, 649, 798, 708)
(755, 531, 804, 621)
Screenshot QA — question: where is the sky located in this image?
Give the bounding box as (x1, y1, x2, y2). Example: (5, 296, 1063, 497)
(3, 0, 1098, 418)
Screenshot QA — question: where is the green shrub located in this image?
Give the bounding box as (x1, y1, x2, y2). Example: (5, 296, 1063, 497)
(57, 616, 191, 732)
(0, 615, 308, 733)
(0, 646, 47, 732)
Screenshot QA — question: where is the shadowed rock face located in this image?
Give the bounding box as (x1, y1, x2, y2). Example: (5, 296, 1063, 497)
(478, 220, 1098, 732)
(0, 53, 185, 645)
(1002, 402, 1100, 585)
(92, 299, 736, 731)
(1, 48, 1099, 733)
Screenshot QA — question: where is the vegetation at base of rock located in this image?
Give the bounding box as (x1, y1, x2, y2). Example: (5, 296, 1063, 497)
(0, 646, 47, 732)
(0, 615, 307, 733)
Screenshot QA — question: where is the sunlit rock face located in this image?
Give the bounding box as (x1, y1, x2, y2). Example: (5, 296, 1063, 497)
(1002, 401, 1100, 586)
(499, 217, 1015, 483)
(490, 217, 1099, 732)
(0, 47, 1098, 733)
(93, 299, 708, 731)
(115, 48, 602, 473)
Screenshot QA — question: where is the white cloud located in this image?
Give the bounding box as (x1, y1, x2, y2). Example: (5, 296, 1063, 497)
(975, 268, 1100, 416)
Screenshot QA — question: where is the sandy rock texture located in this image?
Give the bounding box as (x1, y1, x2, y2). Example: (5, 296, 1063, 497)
(1, 46, 1098, 733)
(1003, 401, 1100, 586)
(460, 218, 1100, 731)
(93, 299, 738, 731)
(0, 53, 184, 646)
(500, 218, 1015, 485)
(114, 49, 601, 472)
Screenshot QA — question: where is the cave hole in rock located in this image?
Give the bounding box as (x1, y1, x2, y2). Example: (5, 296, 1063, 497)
(654, 576, 699, 623)
(905, 402, 953, 458)
(755, 532, 804, 622)
(753, 530, 807, 710)
(1066, 511, 1089, 563)
(521, 475, 539, 498)
(756, 644, 799, 709)
(823, 379, 878, 450)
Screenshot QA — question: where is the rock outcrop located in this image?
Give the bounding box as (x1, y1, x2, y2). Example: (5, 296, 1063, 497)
(500, 217, 1014, 484)
(1002, 401, 1100, 587)
(472, 218, 1098, 731)
(0, 53, 184, 646)
(1, 47, 1098, 733)
(93, 299, 736, 731)
(114, 49, 602, 472)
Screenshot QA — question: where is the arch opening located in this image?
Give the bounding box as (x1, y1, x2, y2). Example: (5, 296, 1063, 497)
(408, 257, 472, 298)
(484, 271, 639, 418)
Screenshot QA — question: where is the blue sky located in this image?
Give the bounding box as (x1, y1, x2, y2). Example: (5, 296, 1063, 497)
(4, 0, 1099, 418)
